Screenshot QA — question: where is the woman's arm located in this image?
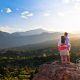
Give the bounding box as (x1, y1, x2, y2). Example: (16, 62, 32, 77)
(68, 43, 71, 51)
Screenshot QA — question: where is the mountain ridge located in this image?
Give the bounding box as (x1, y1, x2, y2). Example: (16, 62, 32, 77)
(0, 28, 78, 49)
(11, 28, 48, 36)
(0, 29, 63, 49)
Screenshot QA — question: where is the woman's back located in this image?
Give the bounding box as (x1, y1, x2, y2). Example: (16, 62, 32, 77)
(58, 43, 68, 51)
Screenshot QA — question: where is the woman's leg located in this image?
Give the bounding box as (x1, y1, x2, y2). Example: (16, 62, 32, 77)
(61, 55, 63, 63)
(61, 55, 68, 64)
(67, 55, 70, 63)
(63, 55, 67, 64)
(61, 55, 65, 64)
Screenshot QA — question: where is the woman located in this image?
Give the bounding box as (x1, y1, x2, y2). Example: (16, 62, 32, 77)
(58, 36, 71, 64)
(64, 32, 70, 45)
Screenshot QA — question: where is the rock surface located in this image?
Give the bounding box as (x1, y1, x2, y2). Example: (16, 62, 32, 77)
(33, 63, 80, 80)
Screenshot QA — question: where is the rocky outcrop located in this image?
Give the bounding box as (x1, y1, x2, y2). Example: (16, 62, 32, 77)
(33, 63, 80, 80)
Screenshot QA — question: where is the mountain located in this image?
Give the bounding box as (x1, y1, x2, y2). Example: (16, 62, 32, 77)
(12, 28, 47, 36)
(0, 29, 63, 49)
(0, 31, 10, 37)
(0, 28, 77, 49)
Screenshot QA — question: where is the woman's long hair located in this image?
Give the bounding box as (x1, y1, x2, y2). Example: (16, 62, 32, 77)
(61, 36, 65, 44)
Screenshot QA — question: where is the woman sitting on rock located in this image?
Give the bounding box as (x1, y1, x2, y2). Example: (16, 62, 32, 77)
(58, 36, 71, 64)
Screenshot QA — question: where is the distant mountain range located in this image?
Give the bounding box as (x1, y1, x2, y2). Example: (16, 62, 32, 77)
(0, 28, 78, 49)
(12, 28, 47, 36)
(0, 28, 63, 49)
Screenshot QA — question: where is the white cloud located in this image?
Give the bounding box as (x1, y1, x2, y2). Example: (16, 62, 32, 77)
(63, 0, 70, 4)
(58, 12, 65, 17)
(27, 13, 33, 16)
(5, 8, 12, 13)
(17, 28, 27, 32)
(74, 2, 80, 9)
(0, 26, 28, 33)
(0, 26, 11, 32)
(71, 0, 80, 2)
(76, 0, 80, 2)
(43, 13, 50, 17)
(71, 0, 75, 1)
(21, 11, 33, 19)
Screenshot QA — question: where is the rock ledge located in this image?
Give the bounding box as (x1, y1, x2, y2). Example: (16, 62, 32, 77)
(33, 63, 80, 80)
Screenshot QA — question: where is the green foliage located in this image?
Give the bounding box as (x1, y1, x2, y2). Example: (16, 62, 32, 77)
(0, 67, 37, 80)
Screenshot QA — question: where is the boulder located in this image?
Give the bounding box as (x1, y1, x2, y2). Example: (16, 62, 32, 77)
(33, 63, 80, 80)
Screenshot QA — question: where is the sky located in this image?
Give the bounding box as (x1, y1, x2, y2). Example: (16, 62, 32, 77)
(0, 0, 80, 33)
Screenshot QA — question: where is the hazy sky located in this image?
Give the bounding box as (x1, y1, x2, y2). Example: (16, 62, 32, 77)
(0, 0, 80, 33)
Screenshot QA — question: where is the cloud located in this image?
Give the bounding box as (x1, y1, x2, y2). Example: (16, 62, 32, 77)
(74, 2, 80, 9)
(73, 0, 80, 11)
(43, 13, 50, 17)
(21, 11, 33, 19)
(0, 8, 12, 14)
(63, 0, 70, 4)
(0, 26, 11, 32)
(17, 28, 27, 32)
(0, 26, 26, 33)
(0, 26, 27, 33)
(58, 12, 65, 17)
(76, 0, 80, 2)
(27, 13, 33, 16)
(5, 8, 12, 13)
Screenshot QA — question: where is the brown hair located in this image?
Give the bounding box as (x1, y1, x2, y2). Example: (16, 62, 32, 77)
(64, 32, 68, 36)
